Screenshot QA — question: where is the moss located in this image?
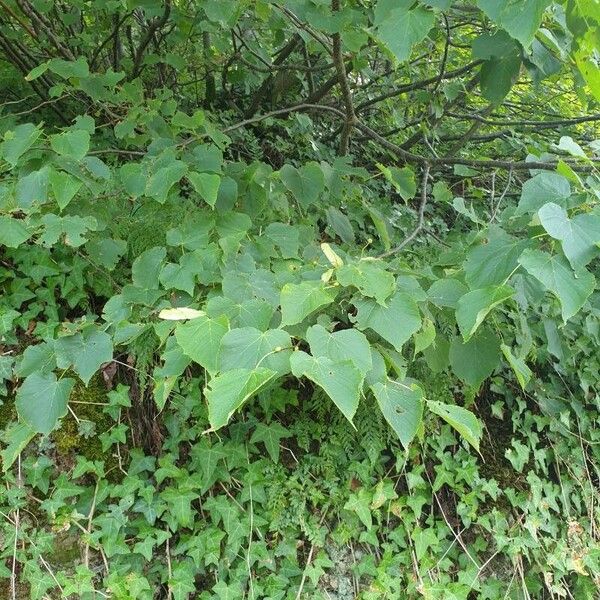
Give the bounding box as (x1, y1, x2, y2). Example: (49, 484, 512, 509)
(0, 394, 17, 429)
(51, 374, 123, 480)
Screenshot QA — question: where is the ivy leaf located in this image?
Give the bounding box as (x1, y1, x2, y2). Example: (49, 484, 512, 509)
(54, 329, 113, 385)
(449, 328, 501, 388)
(464, 231, 530, 289)
(501, 343, 532, 390)
(187, 172, 221, 207)
(1, 422, 36, 471)
(515, 172, 571, 215)
(205, 368, 277, 430)
(250, 422, 291, 463)
(280, 281, 336, 326)
(279, 162, 325, 207)
(538, 203, 600, 269)
(306, 324, 372, 376)
(337, 261, 396, 304)
(353, 291, 421, 352)
(218, 327, 292, 374)
(456, 285, 514, 341)
(175, 314, 229, 374)
(146, 161, 188, 203)
(15, 372, 75, 434)
(0, 216, 32, 248)
(428, 400, 482, 452)
(477, 0, 552, 47)
(375, 4, 435, 63)
(344, 489, 373, 529)
(160, 488, 199, 529)
(50, 130, 90, 161)
(290, 351, 362, 425)
(518, 249, 595, 322)
(371, 379, 424, 449)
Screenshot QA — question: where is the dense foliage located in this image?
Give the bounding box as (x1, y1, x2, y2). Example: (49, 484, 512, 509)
(1, 0, 600, 597)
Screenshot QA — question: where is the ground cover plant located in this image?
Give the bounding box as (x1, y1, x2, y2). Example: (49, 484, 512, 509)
(0, 0, 600, 598)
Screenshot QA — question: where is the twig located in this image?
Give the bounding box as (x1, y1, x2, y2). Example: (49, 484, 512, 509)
(332, 0, 356, 155)
(295, 543, 315, 600)
(83, 481, 99, 569)
(10, 454, 21, 600)
(379, 164, 431, 258)
(490, 168, 513, 222)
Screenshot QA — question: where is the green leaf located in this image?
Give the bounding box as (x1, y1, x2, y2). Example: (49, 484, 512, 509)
(337, 261, 395, 305)
(206, 368, 276, 430)
(501, 343, 532, 390)
(427, 279, 468, 309)
(449, 328, 501, 388)
(473, 31, 522, 103)
(290, 351, 362, 425)
(161, 488, 199, 529)
(218, 327, 292, 374)
(0, 216, 31, 248)
(159, 253, 203, 295)
(50, 130, 90, 161)
(175, 315, 229, 373)
(39, 214, 97, 248)
(132, 246, 166, 289)
(48, 57, 89, 78)
(49, 168, 83, 211)
(306, 324, 373, 376)
(518, 249, 595, 322)
(187, 172, 221, 207)
(353, 291, 421, 352)
(279, 162, 325, 207)
(428, 400, 482, 452)
(15, 372, 75, 434)
(464, 230, 530, 288)
(119, 163, 146, 198)
(16, 167, 50, 209)
(250, 422, 291, 463)
(516, 172, 571, 215)
(146, 161, 188, 203)
(326, 207, 355, 244)
(265, 222, 299, 258)
(376, 4, 435, 63)
(344, 489, 373, 530)
(456, 285, 514, 341)
(371, 379, 424, 449)
(366, 205, 391, 251)
(87, 238, 127, 270)
(1, 422, 36, 471)
(1, 123, 42, 167)
(538, 203, 600, 269)
(54, 330, 113, 385)
(377, 164, 416, 200)
(280, 281, 336, 326)
(477, 0, 551, 47)
(414, 318, 436, 356)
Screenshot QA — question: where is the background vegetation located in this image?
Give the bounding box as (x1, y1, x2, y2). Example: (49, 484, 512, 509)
(0, 0, 599, 598)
